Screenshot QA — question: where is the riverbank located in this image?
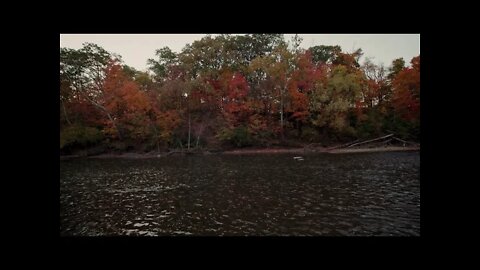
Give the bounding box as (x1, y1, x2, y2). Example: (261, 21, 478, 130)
(60, 145, 419, 160)
(326, 146, 419, 154)
(223, 146, 419, 155)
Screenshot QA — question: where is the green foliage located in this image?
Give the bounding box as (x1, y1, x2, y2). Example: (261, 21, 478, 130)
(309, 45, 341, 64)
(388, 58, 405, 80)
(382, 112, 419, 141)
(60, 125, 103, 150)
(147, 47, 178, 81)
(218, 126, 253, 147)
(299, 126, 320, 142)
(354, 109, 384, 139)
(310, 65, 363, 136)
(110, 141, 128, 152)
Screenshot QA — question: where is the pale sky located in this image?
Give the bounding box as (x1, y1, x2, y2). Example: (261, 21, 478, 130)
(60, 34, 420, 72)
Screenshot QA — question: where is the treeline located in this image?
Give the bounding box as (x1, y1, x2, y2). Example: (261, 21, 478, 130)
(60, 34, 419, 154)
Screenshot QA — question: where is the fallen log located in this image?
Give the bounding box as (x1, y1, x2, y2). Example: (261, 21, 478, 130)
(366, 138, 393, 148)
(327, 139, 361, 150)
(347, 134, 394, 148)
(391, 137, 419, 147)
(166, 150, 186, 156)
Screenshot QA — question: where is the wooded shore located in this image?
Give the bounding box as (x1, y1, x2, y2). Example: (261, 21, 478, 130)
(60, 133, 419, 160)
(60, 145, 419, 160)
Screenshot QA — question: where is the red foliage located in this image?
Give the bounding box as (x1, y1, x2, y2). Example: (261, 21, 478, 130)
(222, 73, 251, 126)
(287, 80, 310, 122)
(392, 56, 420, 122)
(102, 63, 154, 139)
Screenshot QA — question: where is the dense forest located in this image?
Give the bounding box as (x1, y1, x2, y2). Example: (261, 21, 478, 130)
(60, 34, 420, 155)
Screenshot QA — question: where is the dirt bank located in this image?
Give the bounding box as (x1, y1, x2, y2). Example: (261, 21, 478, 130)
(326, 146, 419, 154)
(60, 146, 419, 160)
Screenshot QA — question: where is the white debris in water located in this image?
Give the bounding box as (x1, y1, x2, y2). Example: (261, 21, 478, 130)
(123, 229, 157, 236)
(236, 219, 256, 225)
(172, 231, 193, 235)
(137, 231, 157, 236)
(123, 229, 137, 236)
(133, 222, 149, 227)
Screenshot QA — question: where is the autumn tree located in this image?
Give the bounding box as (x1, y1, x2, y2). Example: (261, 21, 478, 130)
(309, 45, 342, 65)
(310, 65, 363, 138)
(147, 47, 179, 83)
(391, 56, 420, 122)
(249, 41, 295, 139)
(101, 63, 151, 140)
(60, 43, 120, 149)
(388, 57, 406, 80)
(354, 58, 391, 137)
(60, 36, 420, 154)
(286, 50, 317, 137)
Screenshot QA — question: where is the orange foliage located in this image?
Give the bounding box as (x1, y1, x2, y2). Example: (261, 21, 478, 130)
(102, 63, 154, 140)
(392, 56, 420, 122)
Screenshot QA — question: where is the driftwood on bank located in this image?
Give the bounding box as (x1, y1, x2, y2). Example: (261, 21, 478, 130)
(391, 136, 419, 146)
(327, 139, 360, 150)
(166, 150, 186, 156)
(329, 133, 418, 150)
(347, 134, 394, 148)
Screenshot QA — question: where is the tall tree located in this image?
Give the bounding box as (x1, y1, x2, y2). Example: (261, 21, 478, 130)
(388, 57, 406, 80)
(250, 42, 294, 139)
(60, 43, 121, 138)
(147, 46, 178, 82)
(102, 63, 153, 140)
(309, 45, 342, 65)
(310, 65, 363, 137)
(391, 56, 420, 122)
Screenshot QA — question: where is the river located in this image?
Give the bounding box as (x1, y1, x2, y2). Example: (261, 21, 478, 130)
(60, 151, 420, 236)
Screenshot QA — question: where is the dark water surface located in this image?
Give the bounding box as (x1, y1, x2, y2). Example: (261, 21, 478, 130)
(60, 151, 420, 236)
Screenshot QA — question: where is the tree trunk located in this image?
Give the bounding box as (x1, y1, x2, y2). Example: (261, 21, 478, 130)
(105, 112, 123, 140)
(61, 99, 71, 125)
(280, 86, 284, 140)
(76, 84, 123, 140)
(152, 124, 160, 153)
(297, 120, 303, 137)
(187, 112, 191, 151)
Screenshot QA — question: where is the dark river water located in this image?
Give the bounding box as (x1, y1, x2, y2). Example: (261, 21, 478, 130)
(60, 151, 420, 236)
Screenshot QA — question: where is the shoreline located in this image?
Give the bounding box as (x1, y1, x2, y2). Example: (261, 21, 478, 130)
(60, 146, 419, 160)
(326, 146, 419, 154)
